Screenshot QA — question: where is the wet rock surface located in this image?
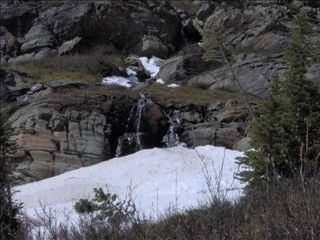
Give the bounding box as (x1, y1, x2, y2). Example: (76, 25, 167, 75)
(2, 71, 251, 184)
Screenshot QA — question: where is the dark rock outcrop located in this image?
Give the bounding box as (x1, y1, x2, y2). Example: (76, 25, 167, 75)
(186, 1, 320, 97)
(156, 45, 207, 83)
(1, 0, 195, 62)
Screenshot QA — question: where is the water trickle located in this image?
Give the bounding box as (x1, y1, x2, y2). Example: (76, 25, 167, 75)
(163, 110, 181, 147)
(116, 93, 147, 157)
(134, 97, 146, 151)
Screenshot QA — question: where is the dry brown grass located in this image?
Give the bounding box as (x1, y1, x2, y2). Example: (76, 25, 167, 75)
(10, 54, 125, 84)
(142, 83, 248, 106)
(169, 0, 201, 16)
(18, 177, 320, 240)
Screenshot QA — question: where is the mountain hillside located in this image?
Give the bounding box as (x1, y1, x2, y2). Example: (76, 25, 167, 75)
(0, 0, 319, 185)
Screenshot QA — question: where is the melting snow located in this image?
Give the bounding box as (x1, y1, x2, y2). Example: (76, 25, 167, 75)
(15, 146, 244, 223)
(139, 56, 163, 78)
(156, 79, 165, 84)
(102, 76, 133, 88)
(126, 67, 137, 77)
(101, 56, 163, 87)
(167, 83, 180, 88)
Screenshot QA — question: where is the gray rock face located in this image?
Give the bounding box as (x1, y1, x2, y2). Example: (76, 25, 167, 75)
(180, 117, 245, 149)
(47, 79, 90, 90)
(0, 84, 9, 98)
(307, 64, 320, 84)
(164, 101, 250, 150)
(233, 136, 251, 152)
(21, 23, 55, 53)
(189, 54, 286, 98)
(58, 37, 82, 55)
(9, 102, 109, 183)
(0, 26, 19, 61)
(2, 0, 319, 186)
(0, 69, 33, 101)
(141, 36, 169, 59)
(196, 3, 215, 21)
(188, 3, 319, 97)
(1, 0, 185, 61)
(0, 1, 38, 36)
(157, 52, 206, 83)
(239, 21, 290, 54)
(7, 92, 172, 184)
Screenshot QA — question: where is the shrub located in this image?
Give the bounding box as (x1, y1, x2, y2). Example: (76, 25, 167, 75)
(74, 187, 136, 229)
(20, 178, 320, 239)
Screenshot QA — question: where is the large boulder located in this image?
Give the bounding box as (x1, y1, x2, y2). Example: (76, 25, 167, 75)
(47, 79, 90, 90)
(21, 23, 55, 53)
(239, 21, 290, 54)
(0, 69, 32, 101)
(156, 51, 207, 83)
(34, 0, 181, 56)
(0, 1, 38, 36)
(1, 0, 183, 60)
(189, 54, 286, 98)
(58, 37, 82, 55)
(0, 26, 19, 62)
(180, 122, 242, 149)
(140, 36, 170, 59)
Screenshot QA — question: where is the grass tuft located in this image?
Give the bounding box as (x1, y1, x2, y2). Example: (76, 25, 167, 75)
(142, 83, 247, 105)
(12, 54, 125, 84)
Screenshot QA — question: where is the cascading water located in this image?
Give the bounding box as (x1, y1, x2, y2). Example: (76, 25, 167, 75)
(163, 110, 181, 147)
(134, 97, 146, 150)
(115, 93, 147, 157)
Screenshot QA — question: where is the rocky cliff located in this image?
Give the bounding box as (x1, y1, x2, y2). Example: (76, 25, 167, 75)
(1, 0, 319, 184)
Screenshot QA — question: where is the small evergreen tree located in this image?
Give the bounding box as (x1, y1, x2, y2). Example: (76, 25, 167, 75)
(0, 110, 20, 239)
(238, 13, 320, 186)
(74, 187, 136, 228)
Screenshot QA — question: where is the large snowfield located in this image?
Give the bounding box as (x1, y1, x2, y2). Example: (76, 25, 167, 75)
(14, 146, 244, 223)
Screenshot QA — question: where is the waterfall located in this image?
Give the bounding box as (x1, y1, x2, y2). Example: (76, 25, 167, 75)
(134, 97, 146, 151)
(115, 93, 147, 157)
(163, 110, 181, 147)
(115, 93, 182, 157)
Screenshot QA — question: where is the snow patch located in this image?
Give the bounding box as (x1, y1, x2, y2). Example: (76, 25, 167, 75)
(126, 67, 137, 77)
(102, 76, 133, 88)
(156, 79, 165, 84)
(167, 83, 180, 88)
(15, 146, 245, 223)
(139, 56, 163, 78)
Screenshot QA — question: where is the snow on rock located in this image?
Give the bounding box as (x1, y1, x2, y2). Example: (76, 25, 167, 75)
(126, 67, 138, 77)
(156, 79, 165, 84)
(102, 76, 133, 88)
(14, 146, 244, 222)
(139, 56, 163, 78)
(102, 57, 163, 87)
(167, 83, 180, 88)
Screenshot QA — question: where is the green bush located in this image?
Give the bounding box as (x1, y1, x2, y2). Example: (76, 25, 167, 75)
(74, 199, 95, 214)
(74, 187, 136, 228)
